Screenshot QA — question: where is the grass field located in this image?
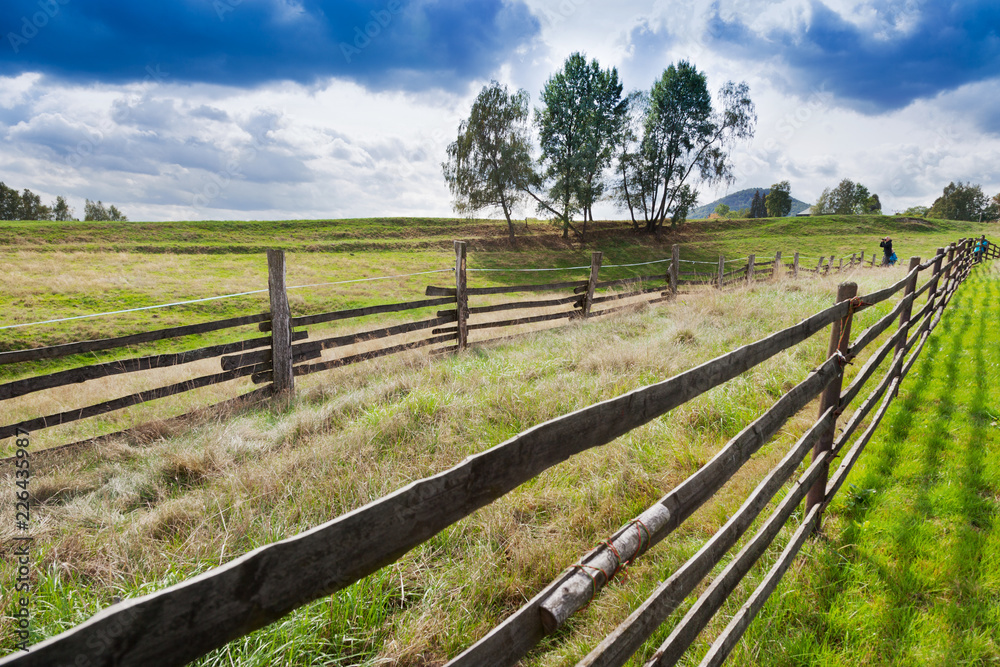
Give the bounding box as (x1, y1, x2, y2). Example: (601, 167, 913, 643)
(733, 260, 1000, 666)
(0, 214, 996, 665)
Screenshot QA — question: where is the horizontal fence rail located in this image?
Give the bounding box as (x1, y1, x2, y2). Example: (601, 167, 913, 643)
(3, 236, 990, 667)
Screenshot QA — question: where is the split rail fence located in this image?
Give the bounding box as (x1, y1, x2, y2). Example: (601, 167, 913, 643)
(2, 236, 995, 667)
(2, 244, 878, 451)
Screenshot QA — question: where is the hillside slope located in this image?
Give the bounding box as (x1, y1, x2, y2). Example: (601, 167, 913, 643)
(690, 187, 811, 219)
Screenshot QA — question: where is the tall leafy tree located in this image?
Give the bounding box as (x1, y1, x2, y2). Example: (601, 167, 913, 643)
(927, 181, 989, 221)
(537, 53, 626, 238)
(986, 193, 1000, 221)
(0, 182, 22, 220)
(749, 190, 765, 218)
(19, 189, 52, 220)
(865, 192, 882, 214)
(764, 181, 792, 217)
(815, 179, 877, 215)
(611, 90, 655, 230)
(52, 196, 75, 221)
(85, 199, 128, 221)
(630, 61, 755, 232)
(443, 81, 537, 243)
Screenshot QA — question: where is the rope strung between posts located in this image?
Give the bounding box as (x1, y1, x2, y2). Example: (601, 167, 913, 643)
(285, 268, 453, 290)
(466, 265, 590, 272)
(0, 267, 455, 330)
(602, 258, 672, 268)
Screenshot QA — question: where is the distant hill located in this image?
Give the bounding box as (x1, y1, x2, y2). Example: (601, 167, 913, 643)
(690, 188, 811, 219)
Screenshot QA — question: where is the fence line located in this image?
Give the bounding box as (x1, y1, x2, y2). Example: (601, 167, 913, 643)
(1, 237, 991, 666)
(0, 241, 981, 453)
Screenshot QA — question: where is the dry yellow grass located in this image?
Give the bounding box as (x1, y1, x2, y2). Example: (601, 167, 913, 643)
(0, 261, 919, 665)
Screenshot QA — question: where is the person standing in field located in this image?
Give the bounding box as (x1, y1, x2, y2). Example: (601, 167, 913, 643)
(879, 236, 895, 265)
(973, 235, 986, 262)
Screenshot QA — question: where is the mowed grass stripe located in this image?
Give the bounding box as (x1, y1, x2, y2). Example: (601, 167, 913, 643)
(732, 262, 1000, 666)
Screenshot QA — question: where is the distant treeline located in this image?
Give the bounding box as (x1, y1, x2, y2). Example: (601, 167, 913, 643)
(0, 181, 127, 221)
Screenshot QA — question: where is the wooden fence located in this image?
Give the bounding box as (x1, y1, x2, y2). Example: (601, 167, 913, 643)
(1, 236, 994, 666)
(2, 243, 874, 453)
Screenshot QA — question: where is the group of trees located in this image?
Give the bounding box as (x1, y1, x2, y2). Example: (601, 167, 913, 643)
(814, 178, 881, 215)
(0, 182, 127, 221)
(443, 54, 756, 242)
(926, 182, 999, 221)
(711, 182, 793, 220)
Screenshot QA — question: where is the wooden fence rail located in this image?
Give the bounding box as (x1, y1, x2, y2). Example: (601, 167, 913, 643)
(2, 237, 990, 667)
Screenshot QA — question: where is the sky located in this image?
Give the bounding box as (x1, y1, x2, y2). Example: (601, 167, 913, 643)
(1, 0, 999, 222)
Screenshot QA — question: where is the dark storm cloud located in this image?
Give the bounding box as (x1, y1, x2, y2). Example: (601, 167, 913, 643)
(1, 0, 540, 92)
(707, 0, 1000, 112)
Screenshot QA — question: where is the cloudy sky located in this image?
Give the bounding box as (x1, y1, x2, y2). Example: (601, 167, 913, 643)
(1, 0, 998, 222)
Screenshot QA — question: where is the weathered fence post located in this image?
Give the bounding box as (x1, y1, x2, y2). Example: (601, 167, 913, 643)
(894, 256, 921, 361)
(793, 252, 799, 278)
(943, 244, 955, 288)
(267, 249, 293, 394)
(455, 241, 468, 350)
(816, 257, 824, 274)
(859, 250, 864, 266)
(717, 255, 724, 289)
(582, 251, 603, 317)
(774, 251, 782, 280)
(807, 281, 858, 517)
(870, 252, 876, 268)
(828, 255, 835, 274)
(746, 254, 755, 283)
(838, 257, 843, 272)
(920, 247, 946, 336)
(670, 244, 679, 296)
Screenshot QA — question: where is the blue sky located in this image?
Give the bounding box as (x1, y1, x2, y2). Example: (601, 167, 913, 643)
(1, 0, 998, 220)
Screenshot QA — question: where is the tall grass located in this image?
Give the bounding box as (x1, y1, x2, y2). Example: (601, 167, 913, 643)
(1, 262, 926, 665)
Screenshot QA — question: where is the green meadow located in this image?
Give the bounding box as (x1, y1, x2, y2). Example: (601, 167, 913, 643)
(0, 214, 996, 665)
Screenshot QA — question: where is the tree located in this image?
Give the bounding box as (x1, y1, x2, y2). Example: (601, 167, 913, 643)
(865, 193, 882, 214)
(108, 205, 128, 222)
(902, 205, 929, 217)
(19, 189, 51, 220)
(985, 193, 1000, 221)
(927, 181, 989, 221)
(442, 81, 537, 243)
(611, 91, 654, 231)
(85, 199, 112, 221)
(628, 61, 755, 233)
(714, 202, 730, 217)
(537, 53, 626, 238)
(764, 181, 792, 217)
(0, 182, 22, 220)
(814, 179, 877, 215)
(52, 196, 75, 221)
(749, 189, 766, 218)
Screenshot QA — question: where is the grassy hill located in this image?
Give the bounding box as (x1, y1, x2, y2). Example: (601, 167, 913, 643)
(690, 187, 811, 219)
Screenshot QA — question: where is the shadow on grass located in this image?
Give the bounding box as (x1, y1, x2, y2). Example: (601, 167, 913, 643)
(807, 273, 977, 662)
